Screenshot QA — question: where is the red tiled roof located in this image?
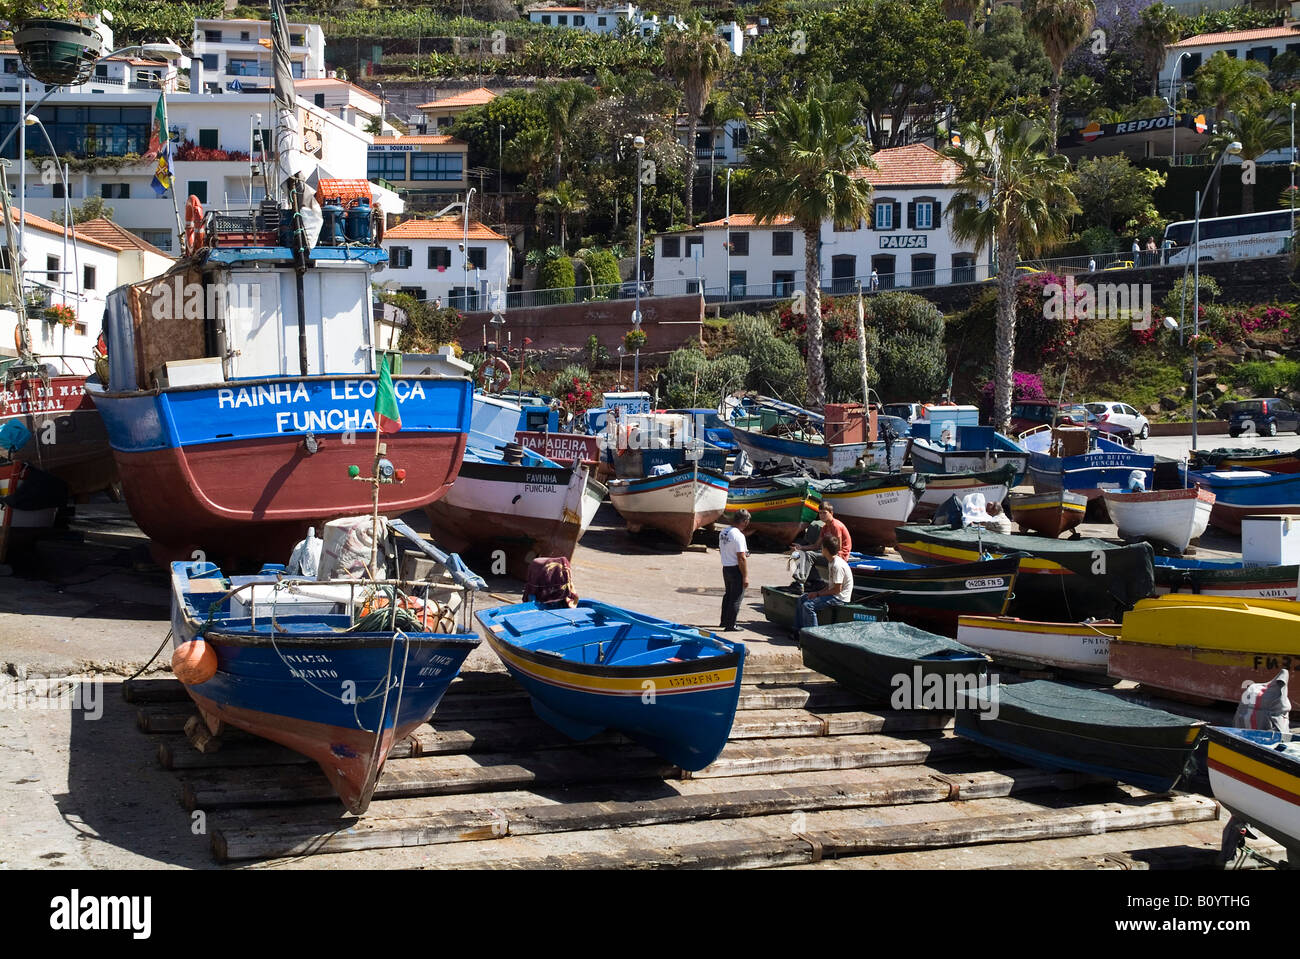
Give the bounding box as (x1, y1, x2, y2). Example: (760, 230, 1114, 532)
(385, 217, 507, 242)
(694, 213, 795, 229)
(4, 208, 121, 251)
(74, 218, 173, 258)
(418, 87, 498, 111)
(1171, 25, 1300, 47)
(855, 142, 959, 187)
(371, 135, 465, 146)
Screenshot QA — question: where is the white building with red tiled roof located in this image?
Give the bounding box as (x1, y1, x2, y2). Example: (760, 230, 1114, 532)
(1162, 23, 1300, 97)
(0, 209, 127, 359)
(417, 87, 499, 131)
(379, 217, 512, 310)
(652, 143, 981, 300)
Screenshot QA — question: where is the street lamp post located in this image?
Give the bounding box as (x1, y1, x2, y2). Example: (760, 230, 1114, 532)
(498, 124, 505, 195)
(376, 82, 385, 132)
(633, 134, 645, 392)
(724, 167, 732, 303)
(1167, 52, 1190, 165)
(1291, 103, 1296, 243)
(463, 186, 476, 311)
(6, 40, 183, 266)
(1189, 139, 1243, 450)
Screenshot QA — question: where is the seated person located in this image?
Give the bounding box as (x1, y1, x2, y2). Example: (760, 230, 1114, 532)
(793, 535, 853, 635)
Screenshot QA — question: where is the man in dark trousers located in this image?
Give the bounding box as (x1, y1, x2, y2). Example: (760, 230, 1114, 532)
(719, 510, 751, 631)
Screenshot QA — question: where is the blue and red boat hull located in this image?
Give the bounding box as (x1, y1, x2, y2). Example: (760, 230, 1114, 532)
(90, 374, 471, 562)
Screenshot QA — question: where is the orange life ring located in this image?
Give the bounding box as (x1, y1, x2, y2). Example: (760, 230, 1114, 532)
(13, 324, 23, 351)
(184, 195, 205, 255)
(478, 356, 511, 391)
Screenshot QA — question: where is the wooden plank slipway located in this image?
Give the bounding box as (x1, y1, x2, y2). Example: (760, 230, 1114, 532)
(125, 669, 1223, 868)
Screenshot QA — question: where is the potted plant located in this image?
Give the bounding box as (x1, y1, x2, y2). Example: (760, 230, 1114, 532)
(7, 1, 104, 86)
(624, 328, 647, 352)
(44, 303, 75, 328)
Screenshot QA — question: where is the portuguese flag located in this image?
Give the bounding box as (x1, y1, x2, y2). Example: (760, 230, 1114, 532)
(376, 354, 401, 433)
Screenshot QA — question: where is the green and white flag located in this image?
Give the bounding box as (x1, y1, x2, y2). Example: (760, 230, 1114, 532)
(376, 354, 401, 433)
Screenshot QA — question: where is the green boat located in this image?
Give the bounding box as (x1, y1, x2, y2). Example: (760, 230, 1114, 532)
(761, 585, 888, 630)
(799, 620, 989, 704)
(724, 478, 822, 546)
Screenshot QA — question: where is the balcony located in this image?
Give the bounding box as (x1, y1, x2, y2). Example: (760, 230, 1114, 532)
(694, 146, 727, 160)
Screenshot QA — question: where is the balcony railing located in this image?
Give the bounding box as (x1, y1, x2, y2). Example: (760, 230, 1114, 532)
(694, 146, 727, 160)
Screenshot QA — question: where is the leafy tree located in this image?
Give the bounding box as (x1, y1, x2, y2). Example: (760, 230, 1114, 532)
(661, 347, 749, 408)
(50, 195, 113, 225)
(966, 5, 1053, 122)
(381, 291, 461, 353)
(533, 81, 598, 185)
(449, 91, 550, 173)
(536, 254, 576, 304)
(662, 14, 731, 226)
(577, 247, 621, 295)
(1068, 154, 1165, 235)
(864, 292, 948, 400)
(945, 115, 1077, 432)
(1023, 0, 1097, 153)
(745, 82, 875, 408)
(803, 0, 982, 150)
(730, 312, 807, 402)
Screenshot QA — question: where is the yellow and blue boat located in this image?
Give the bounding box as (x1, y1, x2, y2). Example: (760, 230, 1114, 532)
(475, 600, 744, 771)
(1208, 727, 1300, 861)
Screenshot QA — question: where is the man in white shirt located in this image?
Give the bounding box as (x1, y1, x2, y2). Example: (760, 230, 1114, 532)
(719, 510, 750, 631)
(794, 535, 853, 635)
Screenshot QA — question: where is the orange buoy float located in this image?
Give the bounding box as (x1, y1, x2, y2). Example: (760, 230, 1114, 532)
(172, 639, 218, 685)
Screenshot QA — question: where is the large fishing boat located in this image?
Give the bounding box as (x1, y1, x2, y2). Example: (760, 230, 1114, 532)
(85, 5, 471, 563)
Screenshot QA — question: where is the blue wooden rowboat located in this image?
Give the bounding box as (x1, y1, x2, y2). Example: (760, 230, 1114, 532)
(1181, 468, 1300, 534)
(168, 520, 485, 814)
(1022, 428, 1154, 500)
(475, 600, 745, 770)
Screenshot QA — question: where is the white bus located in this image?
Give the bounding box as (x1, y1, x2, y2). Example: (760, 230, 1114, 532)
(1164, 209, 1293, 264)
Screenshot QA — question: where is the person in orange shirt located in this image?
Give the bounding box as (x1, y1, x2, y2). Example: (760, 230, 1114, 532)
(797, 502, 852, 560)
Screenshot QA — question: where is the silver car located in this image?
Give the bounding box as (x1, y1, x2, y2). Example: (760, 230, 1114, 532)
(1085, 401, 1150, 440)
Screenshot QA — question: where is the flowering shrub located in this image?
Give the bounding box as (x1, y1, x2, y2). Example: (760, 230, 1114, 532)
(980, 371, 1046, 403)
(173, 140, 250, 163)
(44, 304, 75, 327)
(559, 376, 595, 420)
(1224, 304, 1292, 336)
(775, 295, 860, 355)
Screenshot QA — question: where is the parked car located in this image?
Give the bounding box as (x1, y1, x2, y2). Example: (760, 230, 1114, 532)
(1009, 401, 1135, 446)
(877, 414, 911, 438)
(882, 402, 925, 424)
(1085, 400, 1150, 440)
(1060, 405, 1136, 446)
(1229, 398, 1300, 437)
(617, 281, 649, 299)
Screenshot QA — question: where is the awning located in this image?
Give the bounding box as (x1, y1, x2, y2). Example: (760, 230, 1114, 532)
(1058, 112, 1211, 160)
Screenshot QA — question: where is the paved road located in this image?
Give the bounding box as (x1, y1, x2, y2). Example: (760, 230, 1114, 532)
(1140, 430, 1299, 461)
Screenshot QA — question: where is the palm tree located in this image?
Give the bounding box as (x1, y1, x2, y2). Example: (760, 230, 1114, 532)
(1220, 108, 1289, 213)
(538, 181, 589, 249)
(534, 81, 598, 185)
(1023, 0, 1096, 154)
(663, 15, 731, 226)
(943, 116, 1077, 433)
(1192, 52, 1270, 215)
(745, 83, 875, 409)
(1136, 2, 1182, 97)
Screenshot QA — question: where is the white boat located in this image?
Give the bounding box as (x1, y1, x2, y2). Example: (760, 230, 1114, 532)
(425, 443, 606, 576)
(1207, 727, 1300, 862)
(1101, 486, 1215, 554)
(914, 464, 1017, 513)
(816, 473, 920, 548)
(608, 466, 730, 546)
(956, 615, 1121, 674)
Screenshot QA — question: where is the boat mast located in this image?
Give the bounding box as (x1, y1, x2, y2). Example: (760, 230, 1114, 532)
(271, 0, 311, 377)
(0, 163, 32, 362)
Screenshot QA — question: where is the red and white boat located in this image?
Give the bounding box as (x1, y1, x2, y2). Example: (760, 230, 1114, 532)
(1101, 486, 1215, 554)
